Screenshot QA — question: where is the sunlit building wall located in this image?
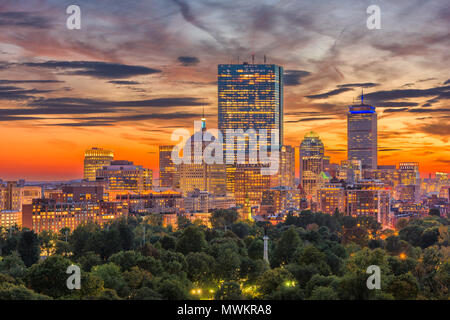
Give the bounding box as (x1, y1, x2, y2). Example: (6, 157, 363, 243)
(96, 160, 152, 193)
(84, 147, 114, 181)
(22, 199, 126, 233)
(234, 164, 271, 208)
(317, 184, 346, 215)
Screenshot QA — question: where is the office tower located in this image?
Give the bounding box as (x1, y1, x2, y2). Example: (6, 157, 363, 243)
(260, 186, 302, 216)
(159, 145, 177, 188)
(347, 180, 391, 224)
(277, 145, 295, 188)
(317, 181, 346, 215)
(339, 159, 362, 184)
(398, 162, 420, 185)
(218, 62, 284, 192)
(4, 181, 21, 211)
(96, 160, 152, 193)
(177, 118, 227, 196)
(234, 164, 271, 208)
(84, 147, 114, 181)
(21, 186, 42, 205)
(347, 98, 377, 170)
(299, 131, 325, 200)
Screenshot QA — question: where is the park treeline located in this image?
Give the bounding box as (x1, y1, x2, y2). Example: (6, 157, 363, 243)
(0, 210, 449, 300)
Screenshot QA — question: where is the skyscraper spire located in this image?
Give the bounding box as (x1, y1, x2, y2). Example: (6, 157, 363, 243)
(201, 99, 206, 130)
(361, 88, 364, 105)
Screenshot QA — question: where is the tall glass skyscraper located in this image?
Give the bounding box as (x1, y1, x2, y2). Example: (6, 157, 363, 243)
(347, 103, 377, 170)
(218, 62, 284, 192)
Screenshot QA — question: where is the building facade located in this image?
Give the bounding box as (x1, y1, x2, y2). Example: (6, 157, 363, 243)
(347, 103, 377, 170)
(84, 147, 114, 181)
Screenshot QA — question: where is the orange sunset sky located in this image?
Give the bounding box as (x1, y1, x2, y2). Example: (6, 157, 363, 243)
(0, 0, 449, 181)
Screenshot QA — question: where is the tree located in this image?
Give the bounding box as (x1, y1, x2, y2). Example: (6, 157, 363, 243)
(308, 286, 338, 300)
(157, 278, 189, 300)
(386, 273, 419, 300)
(258, 268, 296, 296)
(176, 226, 207, 254)
(0, 251, 27, 279)
(210, 209, 238, 229)
(26, 255, 72, 298)
(215, 281, 242, 300)
(17, 230, 40, 267)
(39, 230, 57, 256)
(186, 252, 215, 283)
(91, 263, 126, 295)
(78, 251, 102, 272)
(272, 226, 302, 266)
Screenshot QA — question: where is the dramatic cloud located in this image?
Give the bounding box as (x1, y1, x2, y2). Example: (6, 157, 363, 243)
(0, 12, 50, 29)
(283, 70, 311, 86)
(286, 117, 336, 123)
(337, 83, 379, 88)
(305, 88, 353, 99)
(364, 85, 450, 102)
(177, 56, 200, 66)
(0, 80, 63, 84)
(23, 61, 161, 79)
(0, 85, 52, 100)
(108, 80, 141, 85)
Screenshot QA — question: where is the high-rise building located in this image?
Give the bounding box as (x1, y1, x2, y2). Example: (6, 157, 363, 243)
(84, 147, 114, 181)
(218, 62, 284, 192)
(347, 100, 377, 170)
(399, 162, 420, 185)
(96, 160, 152, 193)
(299, 132, 325, 200)
(277, 145, 295, 188)
(159, 145, 177, 188)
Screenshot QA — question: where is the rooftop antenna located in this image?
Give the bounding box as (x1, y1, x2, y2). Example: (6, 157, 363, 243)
(252, 53, 255, 64)
(237, 55, 240, 64)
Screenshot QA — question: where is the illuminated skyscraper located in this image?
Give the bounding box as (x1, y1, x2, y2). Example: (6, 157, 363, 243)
(218, 62, 284, 192)
(84, 147, 114, 181)
(347, 99, 377, 170)
(96, 160, 152, 193)
(159, 145, 177, 188)
(299, 132, 325, 200)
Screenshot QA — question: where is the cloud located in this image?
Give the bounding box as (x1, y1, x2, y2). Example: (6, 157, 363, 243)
(0, 12, 50, 29)
(305, 88, 353, 99)
(283, 70, 311, 86)
(29, 97, 204, 109)
(445, 79, 450, 85)
(50, 112, 200, 127)
(177, 56, 200, 66)
(24, 61, 161, 79)
(337, 83, 379, 88)
(0, 85, 52, 100)
(0, 80, 63, 84)
(108, 80, 141, 85)
(286, 117, 336, 123)
(364, 85, 450, 102)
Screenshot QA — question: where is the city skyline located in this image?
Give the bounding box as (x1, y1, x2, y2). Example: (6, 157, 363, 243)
(0, 0, 449, 181)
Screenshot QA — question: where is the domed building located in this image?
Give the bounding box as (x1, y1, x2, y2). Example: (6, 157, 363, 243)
(177, 117, 227, 196)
